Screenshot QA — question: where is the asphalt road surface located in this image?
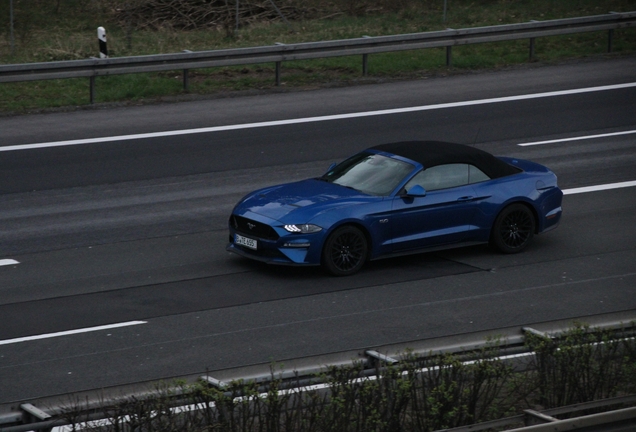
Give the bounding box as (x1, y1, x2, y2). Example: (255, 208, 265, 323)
(0, 56, 635, 405)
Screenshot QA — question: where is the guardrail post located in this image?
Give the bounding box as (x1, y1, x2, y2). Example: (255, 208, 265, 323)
(275, 42, 284, 86)
(529, 38, 536, 61)
(362, 36, 371, 76)
(20, 403, 52, 432)
(608, 11, 619, 53)
(445, 29, 453, 67)
(89, 76, 95, 104)
(182, 50, 192, 91)
(528, 20, 539, 61)
(524, 409, 559, 426)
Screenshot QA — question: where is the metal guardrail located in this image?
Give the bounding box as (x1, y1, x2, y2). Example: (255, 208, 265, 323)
(3, 395, 635, 432)
(0, 12, 634, 102)
(438, 395, 636, 432)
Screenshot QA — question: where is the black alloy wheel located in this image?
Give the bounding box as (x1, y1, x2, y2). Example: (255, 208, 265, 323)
(322, 225, 369, 276)
(492, 203, 535, 253)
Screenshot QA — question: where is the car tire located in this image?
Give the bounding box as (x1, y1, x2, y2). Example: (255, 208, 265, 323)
(322, 225, 368, 276)
(492, 203, 535, 254)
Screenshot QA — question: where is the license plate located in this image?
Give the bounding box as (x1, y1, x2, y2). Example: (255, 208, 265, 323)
(235, 234, 257, 250)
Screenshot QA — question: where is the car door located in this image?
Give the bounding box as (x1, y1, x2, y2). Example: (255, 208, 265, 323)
(389, 164, 479, 252)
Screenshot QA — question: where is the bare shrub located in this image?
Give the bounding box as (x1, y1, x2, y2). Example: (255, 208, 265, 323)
(526, 323, 636, 409)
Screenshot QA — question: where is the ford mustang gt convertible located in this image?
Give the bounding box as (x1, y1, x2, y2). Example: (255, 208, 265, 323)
(227, 141, 562, 276)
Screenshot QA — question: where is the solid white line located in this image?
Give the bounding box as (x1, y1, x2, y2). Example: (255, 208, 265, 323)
(0, 259, 19, 267)
(1, 82, 635, 152)
(518, 130, 636, 146)
(0, 321, 148, 346)
(563, 180, 636, 195)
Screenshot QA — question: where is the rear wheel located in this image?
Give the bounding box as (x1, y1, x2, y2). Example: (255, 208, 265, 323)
(492, 204, 535, 253)
(322, 226, 368, 276)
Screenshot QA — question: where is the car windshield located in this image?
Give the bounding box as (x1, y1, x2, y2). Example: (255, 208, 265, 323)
(320, 152, 415, 196)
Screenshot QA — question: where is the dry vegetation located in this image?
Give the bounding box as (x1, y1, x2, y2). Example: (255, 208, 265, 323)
(45, 325, 636, 432)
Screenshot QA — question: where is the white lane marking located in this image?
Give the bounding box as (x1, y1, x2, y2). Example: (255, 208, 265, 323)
(0, 259, 19, 267)
(518, 130, 636, 146)
(0, 321, 147, 346)
(1, 82, 635, 152)
(563, 180, 636, 195)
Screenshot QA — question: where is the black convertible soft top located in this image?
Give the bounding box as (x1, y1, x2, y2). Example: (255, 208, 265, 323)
(372, 141, 520, 179)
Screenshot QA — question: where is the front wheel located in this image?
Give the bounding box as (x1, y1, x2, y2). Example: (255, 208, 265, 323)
(322, 225, 368, 276)
(491, 204, 535, 253)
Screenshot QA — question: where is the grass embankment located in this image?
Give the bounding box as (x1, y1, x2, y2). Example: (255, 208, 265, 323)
(0, 0, 635, 113)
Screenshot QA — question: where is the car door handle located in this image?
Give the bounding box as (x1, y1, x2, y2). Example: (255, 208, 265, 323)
(457, 196, 474, 202)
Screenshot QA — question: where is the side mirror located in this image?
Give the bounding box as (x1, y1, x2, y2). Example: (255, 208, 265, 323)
(405, 185, 426, 197)
(324, 162, 337, 176)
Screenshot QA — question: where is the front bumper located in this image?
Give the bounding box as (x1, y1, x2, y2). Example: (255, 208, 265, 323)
(226, 242, 317, 266)
(227, 215, 324, 265)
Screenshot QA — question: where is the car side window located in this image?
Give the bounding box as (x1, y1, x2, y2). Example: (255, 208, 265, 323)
(468, 164, 490, 184)
(405, 164, 490, 192)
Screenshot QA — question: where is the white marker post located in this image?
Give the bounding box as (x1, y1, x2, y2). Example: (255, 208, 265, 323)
(93, 27, 108, 104)
(98, 26, 108, 58)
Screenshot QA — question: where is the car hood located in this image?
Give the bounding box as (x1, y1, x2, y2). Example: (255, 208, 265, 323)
(234, 179, 375, 222)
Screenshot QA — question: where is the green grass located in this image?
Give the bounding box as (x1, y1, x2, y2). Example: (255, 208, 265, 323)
(0, 0, 634, 113)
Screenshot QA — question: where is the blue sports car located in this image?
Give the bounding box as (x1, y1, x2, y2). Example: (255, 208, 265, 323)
(227, 141, 562, 276)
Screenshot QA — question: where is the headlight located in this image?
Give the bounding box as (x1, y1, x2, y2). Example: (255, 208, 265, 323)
(284, 224, 323, 234)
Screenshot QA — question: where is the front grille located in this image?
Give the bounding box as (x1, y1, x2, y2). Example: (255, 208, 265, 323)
(230, 215, 279, 240)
